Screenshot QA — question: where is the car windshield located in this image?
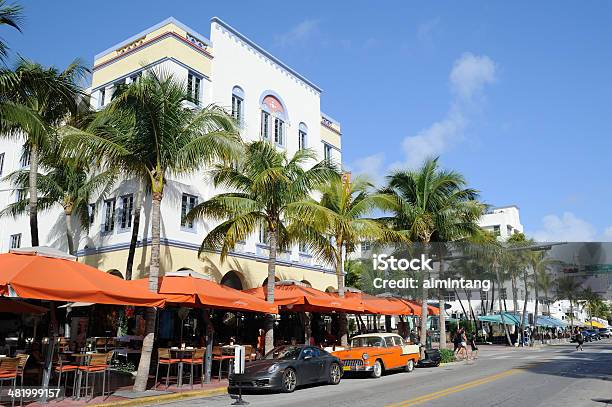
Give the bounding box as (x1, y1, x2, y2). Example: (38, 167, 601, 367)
(264, 346, 303, 360)
(351, 337, 385, 347)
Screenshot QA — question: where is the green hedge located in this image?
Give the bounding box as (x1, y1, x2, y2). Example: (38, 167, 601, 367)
(439, 348, 456, 363)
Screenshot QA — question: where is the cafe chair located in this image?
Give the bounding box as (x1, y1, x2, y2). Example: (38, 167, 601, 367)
(78, 353, 109, 401)
(0, 357, 19, 407)
(58, 337, 70, 353)
(53, 356, 78, 400)
(182, 348, 205, 389)
(212, 346, 234, 381)
(95, 338, 107, 353)
(155, 348, 180, 389)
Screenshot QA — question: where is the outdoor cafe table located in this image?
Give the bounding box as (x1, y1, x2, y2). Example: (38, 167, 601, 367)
(170, 348, 197, 388)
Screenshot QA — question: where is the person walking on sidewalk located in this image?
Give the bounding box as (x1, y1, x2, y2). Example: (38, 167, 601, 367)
(469, 331, 479, 360)
(575, 328, 584, 351)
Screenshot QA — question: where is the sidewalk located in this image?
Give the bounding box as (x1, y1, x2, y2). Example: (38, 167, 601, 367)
(23, 379, 228, 407)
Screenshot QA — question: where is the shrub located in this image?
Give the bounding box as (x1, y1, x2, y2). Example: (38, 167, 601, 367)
(439, 348, 456, 363)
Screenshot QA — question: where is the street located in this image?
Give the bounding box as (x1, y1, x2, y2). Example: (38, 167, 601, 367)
(162, 340, 612, 407)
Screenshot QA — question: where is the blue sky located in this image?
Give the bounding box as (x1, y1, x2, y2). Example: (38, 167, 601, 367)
(4, 1, 612, 241)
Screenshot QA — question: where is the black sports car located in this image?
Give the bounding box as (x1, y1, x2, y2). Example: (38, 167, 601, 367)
(228, 345, 343, 393)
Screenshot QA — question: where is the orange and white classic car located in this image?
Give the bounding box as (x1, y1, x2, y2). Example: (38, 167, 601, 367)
(332, 333, 420, 378)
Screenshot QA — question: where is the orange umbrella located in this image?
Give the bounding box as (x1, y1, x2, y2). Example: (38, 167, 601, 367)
(0, 298, 48, 314)
(130, 276, 277, 314)
(0, 252, 165, 307)
(245, 283, 364, 313)
(343, 292, 417, 315)
(399, 299, 439, 316)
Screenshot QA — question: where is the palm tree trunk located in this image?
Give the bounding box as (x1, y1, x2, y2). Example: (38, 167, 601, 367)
(495, 263, 513, 346)
(511, 276, 518, 313)
(420, 244, 430, 352)
(64, 210, 75, 255)
(28, 144, 39, 246)
(533, 285, 540, 345)
(438, 259, 446, 349)
(264, 227, 278, 354)
(519, 268, 529, 346)
(336, 242, 348, 346)
(126, 179, 144, 280)
(133, 191, 162, 392)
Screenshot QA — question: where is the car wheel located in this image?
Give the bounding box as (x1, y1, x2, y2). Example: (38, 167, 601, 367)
(281, 368, 297, 393)
(370, 360, 383, 378)
(404, 359, 415, 373)
(328, 363, 342, 385)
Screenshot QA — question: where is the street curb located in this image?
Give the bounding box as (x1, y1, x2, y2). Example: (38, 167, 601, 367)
(92, 387, 227, 407)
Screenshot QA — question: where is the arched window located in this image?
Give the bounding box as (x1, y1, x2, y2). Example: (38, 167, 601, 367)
(107, 269, 124, 279)
(298, 122, 308, 150)
(231, 86, 244, 124)
(220, 270, 244, 290)
(260, 92, 287, 147)
(300, 280, 312, 287)
(262, 276, 280, 287)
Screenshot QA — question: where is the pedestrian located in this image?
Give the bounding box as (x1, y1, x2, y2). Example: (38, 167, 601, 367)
(452, 330, 461, 354)
(459, 329, 468, 360)
(256, 328, 265, 359)
(468, 332, 479, 360)
(575, 329, 584, 351)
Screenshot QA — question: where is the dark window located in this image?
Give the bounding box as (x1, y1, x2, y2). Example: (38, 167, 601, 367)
(130, 72, 141, 83)
(261, 111, 270, 140)
(187, 72, 201, 105)
(231, 94, 243, 123)
(103, 198, 116, 233)
(385, 337, 394, 347)
(9, 233, 21, 249)
(20, 146, 30, 167)
(88, 203, 96, 225)
(99, 88, 105, 107)
(0, 152, 4, 176)
(298, 130, 307, 150)
(361, 241, 372, 252)
(119, 194, 133, 229)
(493, 225, 500, 236)
(181, 194, 197, 229)
(324, 144, 332, 161)
(274, 118, 284, 145)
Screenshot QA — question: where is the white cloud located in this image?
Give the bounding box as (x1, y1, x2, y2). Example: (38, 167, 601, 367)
(604, 226, 612, 240)
(450, 53, 497, 100)
(400, 108, 467, 169)
(532, 212, 597, 242)
(351, 52, 497, 176)
(349, 153, 386, 183)
(274, 19, 320, 47)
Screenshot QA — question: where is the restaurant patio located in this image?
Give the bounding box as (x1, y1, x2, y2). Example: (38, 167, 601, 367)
(0, 248, 437, 406)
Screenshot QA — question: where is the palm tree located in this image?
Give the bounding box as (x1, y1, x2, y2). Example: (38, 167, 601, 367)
(62, 70, 241, 391)
(556, 276, 583, 330)
(0, 153, 115, 254)
(186, 141, 338, 353)
(0, 0, 23, 62)
(383, 158, 484, 350)
(293, 175, 400, 345)
(0, 58, 87, 246)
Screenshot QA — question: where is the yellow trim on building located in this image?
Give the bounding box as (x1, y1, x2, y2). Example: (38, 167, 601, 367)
(78, 245, 338, 292)
(320, 124, 341, 150)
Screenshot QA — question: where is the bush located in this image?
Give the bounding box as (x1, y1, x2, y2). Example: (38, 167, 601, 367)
(439, 348, 456, 363)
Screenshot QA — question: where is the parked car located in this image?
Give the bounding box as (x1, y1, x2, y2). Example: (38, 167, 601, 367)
(332, 333, 420, 378)
(583, 329, 601, 341)
(228, 345, 342, 393)
(597, 327, 611, 338)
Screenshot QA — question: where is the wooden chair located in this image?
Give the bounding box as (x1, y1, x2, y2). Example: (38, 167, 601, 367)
(58, 337, 70, 353)
(78, 353, 109, 401)
(15, 354, 28, 387)
(212, 346, 234, 381)
(182, 348, 205, 389)
(0, 357, 19, 407)
(155, 348, 180, 389)
(53, 354, 78, 400)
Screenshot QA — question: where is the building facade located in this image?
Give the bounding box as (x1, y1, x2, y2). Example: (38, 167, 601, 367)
(0, 17, 343, 291)
(478, 205, 524, 240)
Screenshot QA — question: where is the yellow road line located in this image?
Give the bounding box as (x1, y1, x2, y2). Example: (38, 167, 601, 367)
(386, 369, 521, 407)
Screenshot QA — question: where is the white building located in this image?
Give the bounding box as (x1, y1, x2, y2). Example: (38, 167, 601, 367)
(0, 17, 343, 291)
(478, 205, 524, 240)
